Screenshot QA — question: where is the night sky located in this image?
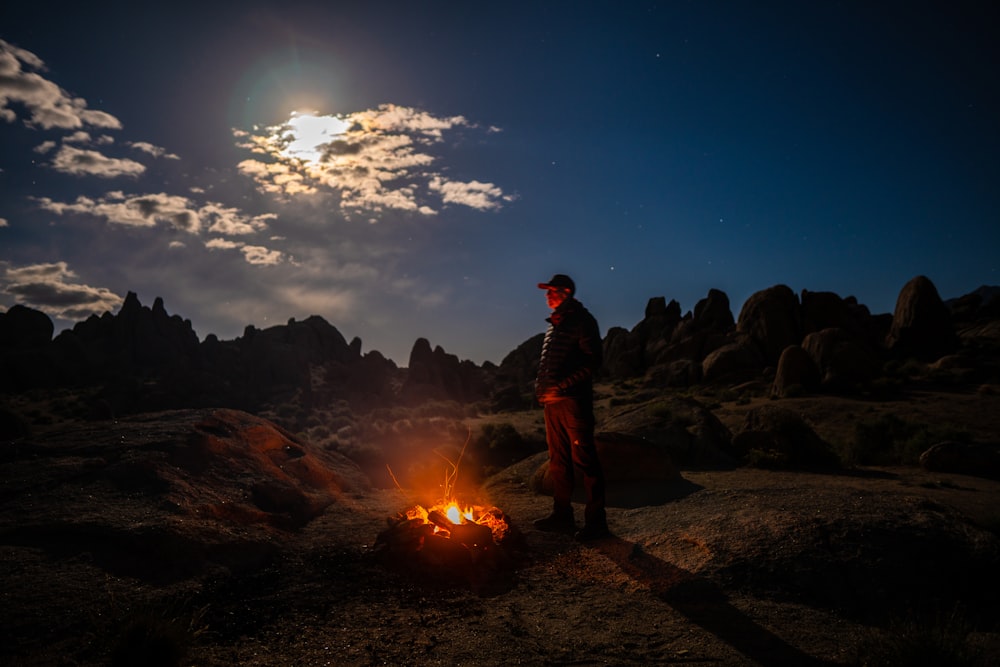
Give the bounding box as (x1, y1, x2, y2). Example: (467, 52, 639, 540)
(2, 1, 997, 365)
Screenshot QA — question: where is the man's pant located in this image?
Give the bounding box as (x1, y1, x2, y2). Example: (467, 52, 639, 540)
(544, 398, 606, 526)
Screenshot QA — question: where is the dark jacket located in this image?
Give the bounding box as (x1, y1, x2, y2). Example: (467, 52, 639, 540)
(535, 297, 602, 403)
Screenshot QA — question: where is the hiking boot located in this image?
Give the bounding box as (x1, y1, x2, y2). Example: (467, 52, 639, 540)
(574, 523, 611, 542)
(533, 511, 575, 533)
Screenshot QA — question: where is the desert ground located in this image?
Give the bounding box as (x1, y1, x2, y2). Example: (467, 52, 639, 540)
(3, 379, 999, 667)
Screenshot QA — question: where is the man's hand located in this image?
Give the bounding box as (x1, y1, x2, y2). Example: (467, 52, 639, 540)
(537, 387, 562, 404)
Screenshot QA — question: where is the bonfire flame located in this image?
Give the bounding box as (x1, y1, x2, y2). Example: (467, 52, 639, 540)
(403, 500, 512, 545)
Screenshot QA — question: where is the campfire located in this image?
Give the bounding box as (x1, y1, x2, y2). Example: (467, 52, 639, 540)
(373, 442, 523, 591)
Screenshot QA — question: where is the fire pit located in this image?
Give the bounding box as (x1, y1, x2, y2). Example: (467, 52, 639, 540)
(373, 446, 524, 591)
(374, 497, 524, 592)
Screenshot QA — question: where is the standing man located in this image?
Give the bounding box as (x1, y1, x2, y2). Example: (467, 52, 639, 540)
(533, 273, 609, 541)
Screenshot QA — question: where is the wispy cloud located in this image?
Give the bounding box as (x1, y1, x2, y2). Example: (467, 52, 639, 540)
(205, 238, 286, 265)
(235, 104, 509, 218)
(49, 144, 147, 177)
(0, 39, 121, 130)
(128, 141, 180, 160)
(428, 176, 509, 211)
(34, 191, 277, 240)
(0, 261, 123, 320)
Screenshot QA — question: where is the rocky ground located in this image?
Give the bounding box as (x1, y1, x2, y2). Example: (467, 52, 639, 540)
(3, 385, 1000, 666)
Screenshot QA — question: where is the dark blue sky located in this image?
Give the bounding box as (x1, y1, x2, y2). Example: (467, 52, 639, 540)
(2, 1, 997, 364)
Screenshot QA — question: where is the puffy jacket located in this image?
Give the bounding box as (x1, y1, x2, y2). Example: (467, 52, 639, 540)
(535, 297, 602, 403)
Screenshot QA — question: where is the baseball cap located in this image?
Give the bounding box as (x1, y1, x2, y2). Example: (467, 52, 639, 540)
(537, 273, 575, 295)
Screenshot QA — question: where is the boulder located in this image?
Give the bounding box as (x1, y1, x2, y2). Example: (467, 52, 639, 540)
(885, 275, 959, 361)
(919, 441, 1000, 480)
(730, 404, 839, 469)
(599, 395, 734, 466)
(737, 284, 802, 365)
(701, 340, 764, 383)
(0, 304, 54, 348)
(529, 432, 698, 507)
(771, 345, 820, 397)
(801, 328, 881, 392)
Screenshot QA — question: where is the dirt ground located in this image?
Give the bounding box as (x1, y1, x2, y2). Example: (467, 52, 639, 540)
(193, 464, 1000, 666)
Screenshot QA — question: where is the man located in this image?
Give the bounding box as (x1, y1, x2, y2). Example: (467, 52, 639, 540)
(533, 273, 609, 541)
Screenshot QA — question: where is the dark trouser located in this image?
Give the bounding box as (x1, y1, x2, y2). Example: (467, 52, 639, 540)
(544, 398, 606, 527)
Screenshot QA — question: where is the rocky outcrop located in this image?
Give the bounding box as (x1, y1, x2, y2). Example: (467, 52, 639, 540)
(0, 409, 369, 580)
(886, 275, 959, 361)
(602, 289, 734, 380)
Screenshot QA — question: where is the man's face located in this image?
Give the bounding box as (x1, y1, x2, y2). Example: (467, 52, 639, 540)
(546, 287, 570, 310)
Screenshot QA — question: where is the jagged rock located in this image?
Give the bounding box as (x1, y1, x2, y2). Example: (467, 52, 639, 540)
(602, 326, 641, 377)
(801, 328, 881, 392)
(771, 345, 820, 397)
(692, 288, 735, 332)
(495, 333, 544, 392)
(401, 338, 486, 404)
(886, 275, 959, 361)
(634, 297, 683, 368)
(730, 404, 839, 468)
(919, 441, 1000, 480)
(737, 284, 802, 366)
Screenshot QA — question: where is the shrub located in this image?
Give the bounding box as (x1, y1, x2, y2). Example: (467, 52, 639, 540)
(476, 422, 524, 451)
(845, 414, 972, 466)
(851, 608, 984, 667)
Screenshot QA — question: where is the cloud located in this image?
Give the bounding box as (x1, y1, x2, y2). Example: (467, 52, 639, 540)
(49, 145, 146, 177)
(128, 141, 180, 160)
(0, 39, 121, 130)
(34, 192, 278, 240)
(205, 238, 286, 265)
(1, 261, 123, 320)
(235, 104, 507, 217)
(35, 191, 200, 230)
(428, 176, 510, 211)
